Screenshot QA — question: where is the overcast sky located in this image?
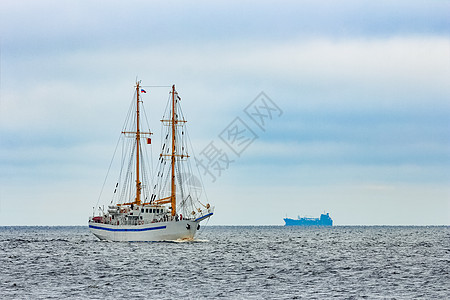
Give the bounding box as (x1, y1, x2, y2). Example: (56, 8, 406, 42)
(1, 0, 449, 225)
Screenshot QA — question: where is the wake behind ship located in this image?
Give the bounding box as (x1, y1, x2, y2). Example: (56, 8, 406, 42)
(88, 82, 213, 241)
(284, 213, 333, 226)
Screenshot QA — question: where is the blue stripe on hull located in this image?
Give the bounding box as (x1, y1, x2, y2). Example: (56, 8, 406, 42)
(89, 224, 166, 232)
(194, 213, 213, 222)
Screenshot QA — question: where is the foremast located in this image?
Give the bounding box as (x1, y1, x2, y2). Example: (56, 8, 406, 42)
(120, 81, 152, 207)
(136, 82, 142, 205)
(170, 85, 177, 216)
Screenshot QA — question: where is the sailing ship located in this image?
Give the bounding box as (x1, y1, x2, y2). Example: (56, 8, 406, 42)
(88, 82, 214, 241)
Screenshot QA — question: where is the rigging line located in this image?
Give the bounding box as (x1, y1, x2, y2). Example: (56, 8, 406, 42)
(162, 92, 171, 121)
(121, 142, 136, 203)
(157, 118, 170, 197)
(140, 145, 152, 202)
(113, 135, 127, 204)
(140, 85, 172, 88)
(122, 90, 137, 133)
(176, 163, 185, 206)
(141, 102, 154, 181)
(95, 132, 123, 210)
(96, 90, 137, 208)
(143, 147, 153, 198)
(185, 125, 210, 204)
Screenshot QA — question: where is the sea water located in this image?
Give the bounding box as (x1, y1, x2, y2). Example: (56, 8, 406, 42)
(1, 226, 449, 299)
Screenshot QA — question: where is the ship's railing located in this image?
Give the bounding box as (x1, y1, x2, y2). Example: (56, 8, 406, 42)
(90, 211, 209, 226)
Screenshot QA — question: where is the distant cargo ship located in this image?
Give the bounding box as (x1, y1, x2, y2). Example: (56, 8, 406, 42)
(284, 213, 333, 226)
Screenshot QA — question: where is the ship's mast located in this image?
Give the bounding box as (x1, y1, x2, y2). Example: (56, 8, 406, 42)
(118, 81, 152, 207)
(170, 85, 176, 216)
(135, 82, 142, 205)
(154, 85, 187, 212)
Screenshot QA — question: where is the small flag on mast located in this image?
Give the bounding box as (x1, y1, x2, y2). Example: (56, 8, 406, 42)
(147, 138, 151, 144)
(141, 89, 147, 93)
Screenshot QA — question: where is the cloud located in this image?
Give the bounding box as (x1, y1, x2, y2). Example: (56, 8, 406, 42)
(2, 36, 448, 171)
(2, 0, 449, 53)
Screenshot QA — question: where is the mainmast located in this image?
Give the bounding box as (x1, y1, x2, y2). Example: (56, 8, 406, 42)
(135, 82, 142, 205)
(170, 85, 176, 216)
(155, 84, 187, 213)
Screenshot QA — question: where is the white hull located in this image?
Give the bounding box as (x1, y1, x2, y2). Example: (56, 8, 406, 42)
(89, 216, 211, 242)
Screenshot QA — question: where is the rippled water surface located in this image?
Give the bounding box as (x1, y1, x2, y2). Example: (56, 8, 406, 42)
(1, 226, 449, 299)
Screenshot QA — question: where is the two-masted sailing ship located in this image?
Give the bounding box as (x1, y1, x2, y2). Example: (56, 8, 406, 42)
(88, 82, 213, 241)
